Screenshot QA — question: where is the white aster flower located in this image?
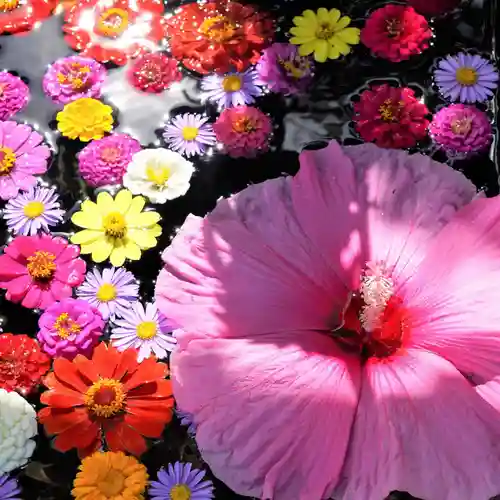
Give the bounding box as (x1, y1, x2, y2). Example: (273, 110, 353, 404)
(123, 148, 195, 204)
(0, 389, 37, 474)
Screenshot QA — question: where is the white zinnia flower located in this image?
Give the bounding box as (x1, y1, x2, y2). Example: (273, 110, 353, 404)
(0, 389, 37, 474)
(123, 148, 195, 204)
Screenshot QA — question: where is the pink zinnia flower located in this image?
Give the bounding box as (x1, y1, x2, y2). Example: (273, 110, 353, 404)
(0, 234, 86, 310)
(156, 141, 500, 500)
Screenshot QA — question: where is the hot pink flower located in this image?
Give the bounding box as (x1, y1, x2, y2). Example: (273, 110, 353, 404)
(156, 141, 500, 500)
(0, 234, 86, 310)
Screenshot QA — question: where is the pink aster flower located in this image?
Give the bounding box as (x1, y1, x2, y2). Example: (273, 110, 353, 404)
(0, 72, 30, 120)
(37, 298, 103, 359)
(0, 121, 51, 200)
(0, 234, 86, 310)
(213, 105, 272, 158)
(77, 133, 141, 187)
(156, 141, 500, 500)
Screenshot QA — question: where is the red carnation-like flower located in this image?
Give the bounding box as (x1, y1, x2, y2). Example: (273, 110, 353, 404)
(63, 0, 166, 66)
(407, 0, 461, 16)
(0, 0, 56, 35)
(127, 53, 182, 93)
(0, 333, 51, 395)
(353, 84, 430, 149)
(361, 4, 432, 62)
(166, 0, 274, 75)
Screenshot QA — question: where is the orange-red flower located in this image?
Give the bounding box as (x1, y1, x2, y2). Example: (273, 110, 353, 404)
(0, 0, 57, 35)
(38, 342, 174, 457)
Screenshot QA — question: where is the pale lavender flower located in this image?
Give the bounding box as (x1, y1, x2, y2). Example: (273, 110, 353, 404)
(176, 408, 197, 437)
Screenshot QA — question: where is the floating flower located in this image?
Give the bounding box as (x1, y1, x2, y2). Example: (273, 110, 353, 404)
(0, 121, 51, 201)
(37, 298, 104, 360)
(71, 189, 162, 267)
(0, 234, 86, 310)
(77, 133, 141, 187)
(0, 333, 50, 396)
(0, 474, 21, 500)
(38, 342, 174, 456)
(353, 84, 430, 149)
(149, 462, 214, 500)
(63, 0, 166, 66)
(110, 301, 177, 362)
(213, 105, 272, 158)
(429, 104, 492, 156)
(76, 267, 139, 320)
(0, 0, 56, 35)
(123, 148, 195, 204)
(0, 389, 37, 474)
(289, 8, 360, 63)
(256, 42, 314, 95)
(434, 53, 498, 103)
(361, 5, 432, 62)
(57, 97, 114, 142)
(43, 56, 106, 105)
(72, 451, 148, 500)
(3, 186, 65, 236)
(127, 53, 182, 94)
(407, 0, 461, 16)
(0, 72, 29, 121)
(166, 0, 274, 75)
(176, 409, 196, 437)
(163, 113, 216, 158)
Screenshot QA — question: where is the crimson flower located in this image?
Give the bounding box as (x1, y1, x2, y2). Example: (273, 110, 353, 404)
(353, 84, 430, 149)
(0, 0, 56, 35)
(127, 53, 182, 93)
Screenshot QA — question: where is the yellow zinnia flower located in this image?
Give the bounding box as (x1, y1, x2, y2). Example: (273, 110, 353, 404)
(71, 189, 162, 267)
(57, 97, 114, 142)
(72, 451, 148, 500)
(290, 8, 360, 63)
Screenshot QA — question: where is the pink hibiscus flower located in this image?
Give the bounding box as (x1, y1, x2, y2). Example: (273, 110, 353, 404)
(156, 140, 500, 500)
(0, 234, 86, 310)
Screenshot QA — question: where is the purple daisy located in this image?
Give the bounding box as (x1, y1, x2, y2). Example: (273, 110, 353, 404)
(43, 55, 107, 105)
(149, 462, 214, 500)
(0, 121, 51, 201)
(77, 133, 141, 187)
(76, 267, 139, 320)
(176, 408, 197, 437)
(429, 104, 492, 156)
(200, 67, 263, 110)
(3, 185, 64, 236)
(110, 301, 178, 362)
(0, 72, 30, 121)
(434, 53, 498, 103)
(256, 43, 314, 95)
(163, 113, 216, 157)
(0, 475, 21, 500)
(37, 298, 104, 360)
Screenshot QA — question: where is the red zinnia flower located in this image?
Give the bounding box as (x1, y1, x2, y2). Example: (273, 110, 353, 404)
(407, 0, 461, 16)
(353, 84, 430, 149)
(127, 53, 182, 93)
(0, 0, 57, 35)
(63, 0, 166, 66)
(38, 342, 174, 457)
(361, 4, 432, 62)
(166, 0, 274, 75)
(0, 333, 51, 395)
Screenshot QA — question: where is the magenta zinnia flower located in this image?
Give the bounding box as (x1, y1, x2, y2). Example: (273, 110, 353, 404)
(156, 140, 500, 500)
(0, 72, 30, 120)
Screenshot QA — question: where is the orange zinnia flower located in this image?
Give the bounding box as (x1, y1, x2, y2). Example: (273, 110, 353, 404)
(38, 342, 174, 457)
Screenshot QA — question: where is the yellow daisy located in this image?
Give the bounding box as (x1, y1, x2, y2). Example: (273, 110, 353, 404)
(71, 189, 162, 267)
(289, 8, 360, 63)
(57, 97, 114, 142)
(72, 451, 148, 500)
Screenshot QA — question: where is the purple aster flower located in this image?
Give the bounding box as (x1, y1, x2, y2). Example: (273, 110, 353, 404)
(163, 113, 216, 157)
(0, 72, 29, 121)
(256, 43, 314, 95)
(434, 53, 498, 103)
(0, 475, 21, 500)
(110, 301, 178, 362)
(200, 68, 263, 110)
(149, 462, 214, 500)
(176, 408, 197, 437)
(43, 56, 107, 105)
(0, 121, 51, 201)
(37, 298, 104, 360)
(76, 267, 139, 320)
(77, 133, 141, 187)
(3, 186, 64, 236)
(429, 104, 493, 156)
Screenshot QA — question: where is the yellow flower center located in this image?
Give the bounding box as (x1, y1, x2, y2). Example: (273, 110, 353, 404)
(456, 67, 478, 86)
(53, 312, 81, 339)
(96, 7, 129, 38)
(136, 321, 157, 340)
(316, 22, 334, 40)
(222, 75, 242, 92)
(378, 99, 403, 122)
(386, 18, 403, 38)
(0, 0, 19, 12)
(170, 484, 192, 500)
(27, 251, 57, 280)
(57, 63, 91, 90)
(103, 212, 127, 239)
(23, 201, 45, 219)
(279, 59, 306, 79)
(0, 147, 16, 175)
(182, 126, 199, 141)
(232, 116, 256, 133)
(199, 15, 236, 43)
(146, 164, 171, 186)
(84, 379, 126, 418)
(96, 283, 117, 302)
(97, 469, 125, 497)
(451, 117, 472, 135)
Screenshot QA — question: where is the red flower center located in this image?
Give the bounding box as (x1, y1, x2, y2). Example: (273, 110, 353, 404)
(385, 18, 403, 38)
(199, 15, 237, 43)
(0, 0, 19, 12)
(95, 7, 129, 39)
(27, 251, 57, 281)
(84, 378, 126, 418)
(233, 116, 256, 133)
